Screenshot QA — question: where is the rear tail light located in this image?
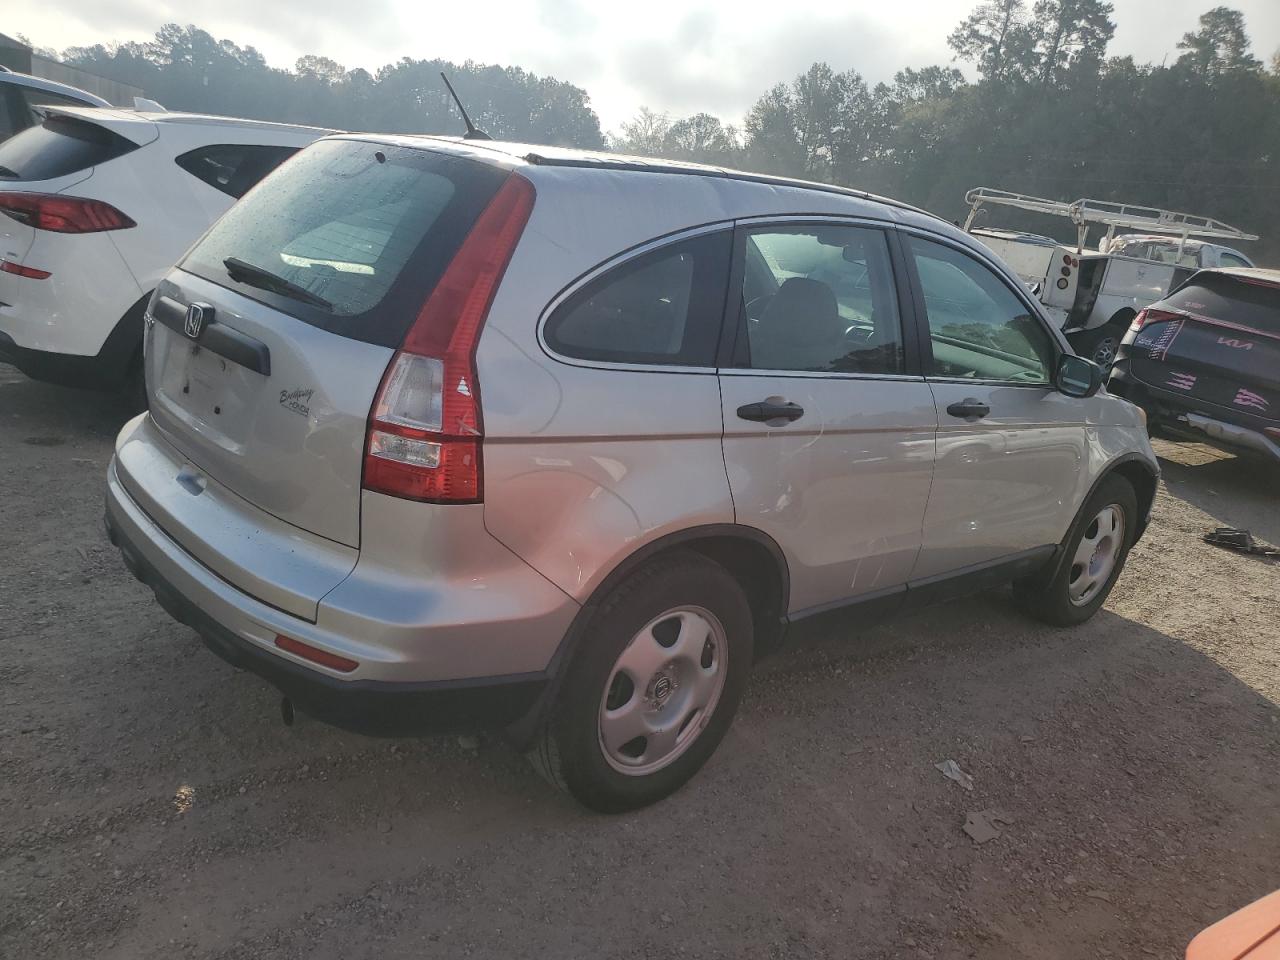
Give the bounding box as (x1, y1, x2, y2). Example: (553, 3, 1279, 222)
(0, 191, 135, 233)
(1131, 308, 1181, 332)
(0, 259, 51, 279)
(362, 173, 536, 503)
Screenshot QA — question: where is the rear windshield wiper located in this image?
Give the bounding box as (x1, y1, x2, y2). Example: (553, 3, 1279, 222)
(223, 257, 332, 311)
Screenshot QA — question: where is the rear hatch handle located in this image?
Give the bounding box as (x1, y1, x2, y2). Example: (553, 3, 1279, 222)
(151, 296, 271, 376)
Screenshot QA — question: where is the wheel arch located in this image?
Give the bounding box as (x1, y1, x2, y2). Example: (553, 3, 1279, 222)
(1107, 455, 1158, 541)
(504, 523, 790, 748)
(1018, 453, 1158, 595)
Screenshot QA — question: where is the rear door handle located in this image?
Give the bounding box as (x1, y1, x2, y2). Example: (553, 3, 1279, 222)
(946, 398, 991, 420)
(737, 400, 805, 423)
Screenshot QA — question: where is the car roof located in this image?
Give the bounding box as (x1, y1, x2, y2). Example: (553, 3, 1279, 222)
(0, 70, 111, 107)
(336, 133, 935, 220)
(46, 105, 335, 137)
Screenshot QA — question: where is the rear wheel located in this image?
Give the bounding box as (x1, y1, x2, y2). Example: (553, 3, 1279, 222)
(1013, 475, 1137, 626)
(529, 550, 753, 812)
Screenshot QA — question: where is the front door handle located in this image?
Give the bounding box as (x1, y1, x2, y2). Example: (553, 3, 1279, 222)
(737, 400, 805, 423)
(946, 398, 991, 420)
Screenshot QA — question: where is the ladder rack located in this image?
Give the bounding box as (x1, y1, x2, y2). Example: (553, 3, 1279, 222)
(963, 187, 1259, 253)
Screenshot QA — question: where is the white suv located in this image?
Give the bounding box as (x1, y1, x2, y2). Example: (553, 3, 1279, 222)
(0, 107, 330, 400)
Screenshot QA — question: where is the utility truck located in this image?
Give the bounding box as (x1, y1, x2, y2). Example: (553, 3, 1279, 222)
(964, 188, 1258, 366)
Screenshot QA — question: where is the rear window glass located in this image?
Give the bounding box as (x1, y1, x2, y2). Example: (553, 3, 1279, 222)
(1166, 274, 1280, 335)
(0, 115, 137, 181)
(182, 138, 508, 348)
(175, 144, 298, 199)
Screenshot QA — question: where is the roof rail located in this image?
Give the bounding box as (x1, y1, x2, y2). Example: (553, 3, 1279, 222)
(963, 186, 1259, 253)
(523, 150, 928, 217)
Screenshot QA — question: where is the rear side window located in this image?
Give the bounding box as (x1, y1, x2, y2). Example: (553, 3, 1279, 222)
(1166, 274, 1280, 335)
(0, 115, 137, 181)
(182, 138, 509, 348)
(544, 231, 732, 366)
(1219, 252, 1251, 269)
(175, 144, 298, 199)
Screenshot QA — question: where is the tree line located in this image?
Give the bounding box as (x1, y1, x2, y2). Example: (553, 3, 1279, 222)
(51, 5, 1280, 261)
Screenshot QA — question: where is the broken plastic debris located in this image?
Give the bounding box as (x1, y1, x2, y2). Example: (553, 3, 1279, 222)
(1204, 527, 1279, 560)
(963, 808, 1015, 844)
(935, 759, 974, 791)
(963, 811, 1000, 844)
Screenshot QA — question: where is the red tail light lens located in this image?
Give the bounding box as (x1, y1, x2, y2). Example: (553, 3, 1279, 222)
(0, 259, 51, 279)
(363, 173, 536, 503)
(1131, 308, 1181, 332)
(0, 191, 136, 233)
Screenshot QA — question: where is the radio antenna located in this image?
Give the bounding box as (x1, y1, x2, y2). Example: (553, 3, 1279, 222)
(440, 72, 492, 140)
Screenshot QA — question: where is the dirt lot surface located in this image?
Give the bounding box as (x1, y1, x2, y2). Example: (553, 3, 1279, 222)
(2, 365, 1278, 959)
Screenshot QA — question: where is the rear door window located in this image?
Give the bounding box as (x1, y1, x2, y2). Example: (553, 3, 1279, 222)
(175, 144, 299, 199)
(543, 231, 732, 366)
(181, 138, 509, 348)
(736, 224, 904, 374)
(0, 115, 137, 181)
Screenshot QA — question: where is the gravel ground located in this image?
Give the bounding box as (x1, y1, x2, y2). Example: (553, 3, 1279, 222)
(2, 365, 1278, 959)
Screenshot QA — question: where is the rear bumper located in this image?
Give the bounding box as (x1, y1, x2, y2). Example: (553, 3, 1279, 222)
(108, 504, 547, 734)
(1109, 365, 1280, 463)
(105, 444, 577, 735)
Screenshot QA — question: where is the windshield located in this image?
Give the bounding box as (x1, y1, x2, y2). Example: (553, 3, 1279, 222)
(182, 138, 508, 347)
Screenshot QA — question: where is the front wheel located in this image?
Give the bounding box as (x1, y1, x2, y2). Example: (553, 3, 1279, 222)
(1013, 475, 1138, 626)
(529, 550, 753, 812)
(1071, 318, 1129, 370)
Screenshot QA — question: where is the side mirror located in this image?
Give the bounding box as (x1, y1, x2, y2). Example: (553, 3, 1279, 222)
(1056, 353, 1103, 398)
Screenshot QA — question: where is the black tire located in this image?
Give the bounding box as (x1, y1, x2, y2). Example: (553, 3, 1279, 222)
(123, 352, 148, 414)
(1013, 475, 1138, 626)
(1071, 318, 1129, 370)
(529, 550, 753, 813)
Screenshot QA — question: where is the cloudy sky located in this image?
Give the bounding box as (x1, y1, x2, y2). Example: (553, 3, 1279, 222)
(10, 0, 1280, 131)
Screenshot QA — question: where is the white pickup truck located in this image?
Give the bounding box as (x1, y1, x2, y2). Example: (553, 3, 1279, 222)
(964, 189, 1259, 366)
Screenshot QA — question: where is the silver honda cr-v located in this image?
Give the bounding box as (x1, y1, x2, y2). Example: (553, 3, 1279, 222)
(105, 135, 1159, 811)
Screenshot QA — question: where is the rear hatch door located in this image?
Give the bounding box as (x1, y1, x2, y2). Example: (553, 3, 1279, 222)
(146, 137, 510, 548)
(1130, 272, 1280, 421)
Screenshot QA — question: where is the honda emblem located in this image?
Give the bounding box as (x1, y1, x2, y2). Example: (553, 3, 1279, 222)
(184, 303, 209, 339)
